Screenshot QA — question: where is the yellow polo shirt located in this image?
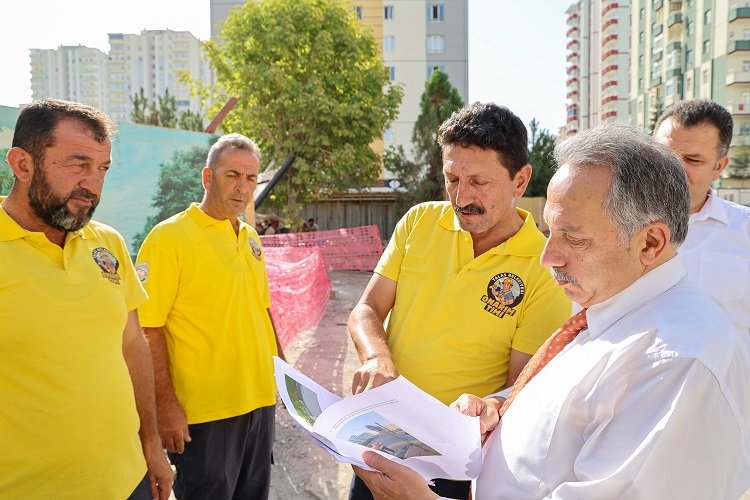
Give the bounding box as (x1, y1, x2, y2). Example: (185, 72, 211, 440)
(136, 203, 277, 424)
(378, 202, 571, 405)
(0, 206, 147, 498)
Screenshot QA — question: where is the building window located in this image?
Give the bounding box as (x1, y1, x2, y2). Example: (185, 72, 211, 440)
(384, 5, 394, 20)
(687, 20, 694, 36)
(742, 60, 750, 72)
(704, 9, 711, 25)
(384, 127, 395, 143)
(384, 35, 396, 51)
(426, 35, 445, 54)
(702, 69, 709, 84)
(686, 49, 693, 66)
(354, 6, 363, 19)
(386, 66, 396, 81)
(427, 65, 446, 78)
(703, 39, 710, 55)
(666, 80, 674, 95)
(427, 4, 445, 22)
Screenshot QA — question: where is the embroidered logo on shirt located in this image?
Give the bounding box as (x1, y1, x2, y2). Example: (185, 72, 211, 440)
(249, 238, 262, 260)
(135, 262, 149, 285)
(92, 247, 121, 285)
(481, 272, 526, 319)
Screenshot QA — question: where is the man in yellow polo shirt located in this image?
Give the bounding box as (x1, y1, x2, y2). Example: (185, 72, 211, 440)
(348, 102, 571, 499)
(136, 133, 285, 500)
(0, 99, 172, 499)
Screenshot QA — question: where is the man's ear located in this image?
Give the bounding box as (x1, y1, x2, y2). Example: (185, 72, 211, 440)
(639, 221, 671, 266)
(713, 155, 729, 180)
(6, 147, 34, 183)
(513, 164, 533, 198)
(201, 166, 212, 191)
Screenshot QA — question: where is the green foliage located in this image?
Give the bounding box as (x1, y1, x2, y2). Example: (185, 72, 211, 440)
(132, 145, 210, 250)
(0, 148, 13, 196)
(203, 0, 402, 217)
(649, 95, 665, 134)
(730, 147, 750, 179)
(130, 87, 204, 131)
(526, 119, 556, 197)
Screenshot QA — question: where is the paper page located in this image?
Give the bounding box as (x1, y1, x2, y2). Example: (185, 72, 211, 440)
(274, 357, 482, 481)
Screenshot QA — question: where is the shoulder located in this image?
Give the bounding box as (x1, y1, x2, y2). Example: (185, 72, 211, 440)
(401, 201, 452, 226)
(719, 197, 750, 226)
(85, 219, 127, 246)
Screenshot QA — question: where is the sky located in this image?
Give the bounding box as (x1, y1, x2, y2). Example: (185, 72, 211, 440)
(0, 0, 570, 133)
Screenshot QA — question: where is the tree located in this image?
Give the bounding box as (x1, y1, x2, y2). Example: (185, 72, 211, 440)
(0, 148, 13, 196)
(648, 95, 665, 134)
(411, 70, 464, 201)
(132, 145, 210, 250)
(526, 119, 556, 197)
(130, 87, 203, 131)
(203, 0, 402, 218)
(730, 147, 750, 180)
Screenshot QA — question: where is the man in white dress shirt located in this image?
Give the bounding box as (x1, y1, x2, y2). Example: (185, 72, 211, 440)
(653, 99, 750, 335)
(354, 123, 750, 499)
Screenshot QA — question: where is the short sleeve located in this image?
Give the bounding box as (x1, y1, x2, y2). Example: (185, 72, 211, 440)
(111, 230, 148, 312)
(135, 225, 180, 327)
(374, 208, 414, 281)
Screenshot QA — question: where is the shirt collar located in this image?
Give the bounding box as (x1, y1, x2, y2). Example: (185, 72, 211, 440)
(585, 256, 687, 338)
(186, 202, 250, 233)
(0, 204, 90, 242)
(690, 190, 730, 225)
(437, 205, 544, 257)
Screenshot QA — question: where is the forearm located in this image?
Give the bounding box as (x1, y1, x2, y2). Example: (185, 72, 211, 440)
(122, 313, 160, 446)
(349, 303, 392, 363)
(142, 326, 180, 407)
(267, 308, 286, 361)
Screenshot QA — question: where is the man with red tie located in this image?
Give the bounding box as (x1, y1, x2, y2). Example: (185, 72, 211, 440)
(354, 123, 750, 499)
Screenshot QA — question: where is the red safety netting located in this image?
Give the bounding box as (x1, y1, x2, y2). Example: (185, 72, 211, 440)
(265, 246, 331, 350)
(261, 225, 383, 271)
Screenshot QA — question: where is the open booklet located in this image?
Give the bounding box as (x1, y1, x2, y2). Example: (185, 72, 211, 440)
(273, 356, 482, 482)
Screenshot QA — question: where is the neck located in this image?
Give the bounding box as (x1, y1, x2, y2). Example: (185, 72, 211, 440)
(1, 190, 67, 247)
(691, 191, 710, 214)
(472, 210, 524, 257)
(198, 199, 240, 234)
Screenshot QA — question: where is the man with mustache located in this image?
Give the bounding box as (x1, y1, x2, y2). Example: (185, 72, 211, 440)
(355, 123, 750, 499)
(136, 133, 285, 499)
(348, 102, 571, 499)
(0, 99, 172, 498)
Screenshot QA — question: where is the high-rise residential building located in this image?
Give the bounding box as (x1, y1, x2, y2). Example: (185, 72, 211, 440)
(30, 46, 109, 110)
(29, 30, 212, 124)
(630, 1, 750, 169)
(564, 0, 631, 137)
(209, 0, 469, 164)
(107, 30, 213, 122)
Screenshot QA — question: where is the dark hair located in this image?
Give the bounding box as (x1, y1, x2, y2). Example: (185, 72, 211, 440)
(12, 98, 116, 166)
(654, 99, 733, 156)
(437, 102, 528, 178)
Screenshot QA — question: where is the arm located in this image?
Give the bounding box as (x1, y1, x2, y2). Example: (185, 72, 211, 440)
(122, 311, 174, 500)
(348, 273, 399, 394)
(504, 348, 533, 389)
(267, 308, 286, 361)
(141, 326, 191, 454)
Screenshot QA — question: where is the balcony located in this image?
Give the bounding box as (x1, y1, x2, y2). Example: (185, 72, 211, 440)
(728, 39, 750, 53)
(652, 75, 663, 86)
(567, 64, 579, 74)
(602, 95, 619, 106)
(567, 89, 579, 98)
(667, 13, 683, 26)
(654, 0, 664, 10)
(729, 7, 750, 22)
(567, 76, 579, 87)
(727, 69, 750, 85)
(602, 64, 619, 75)
(602, 18, 619, 31)
(602, 48, 619, 61)
(602, 79, 618, 90)
(602, 2, 619, 16)
(567, 12, 579, 24)
(567, 51, 579, 61)
(602, 33, 619, 46)
(602, 110, 618, 120)
(567, 39, 580, 49)
(566, 26, 579, 37)
(653, 24, 664, 37)
(667, 41, 682, 51)
(654, 51, 663, 62)
(727, 102, 750, 114)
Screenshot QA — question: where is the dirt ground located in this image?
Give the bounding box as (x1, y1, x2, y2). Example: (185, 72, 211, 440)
(269, 270, 372, 500)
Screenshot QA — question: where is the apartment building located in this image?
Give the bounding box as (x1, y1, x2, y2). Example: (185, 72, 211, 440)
(630, 1, 750, 170)
(209, 0, 469, 163)
(30, 45, 109, 110)
(107, 30, 213, 122)
(564, 0, 631, 137)
(30, 30, 213, 123)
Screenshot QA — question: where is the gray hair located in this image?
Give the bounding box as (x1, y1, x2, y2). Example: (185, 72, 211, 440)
(206, 133, 261, 168)
(554, 123, 690, 246)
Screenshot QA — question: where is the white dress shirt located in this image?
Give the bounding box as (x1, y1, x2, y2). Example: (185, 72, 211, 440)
(680, 191, 750, 334)
(475, 257, 750, 499)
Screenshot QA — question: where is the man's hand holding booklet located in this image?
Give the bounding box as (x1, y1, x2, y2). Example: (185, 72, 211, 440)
(273, 356, 482, 482)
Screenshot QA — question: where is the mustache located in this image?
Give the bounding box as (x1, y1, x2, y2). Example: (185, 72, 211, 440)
(68, 187, 99, 203)
(453, 203, 485, 215)
(550, 267, 580, 287)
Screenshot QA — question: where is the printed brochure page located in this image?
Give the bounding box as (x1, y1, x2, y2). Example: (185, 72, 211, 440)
(273, 356, 482, 481)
